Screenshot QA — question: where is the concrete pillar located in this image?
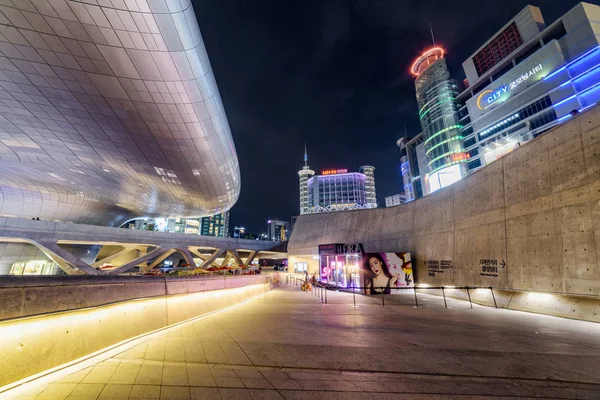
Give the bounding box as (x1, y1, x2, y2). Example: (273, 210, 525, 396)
(107, 246, 164, 275)
(229, 249, 244, 266)
(36, 240, 98, 275)
(198, 249, 225, 269)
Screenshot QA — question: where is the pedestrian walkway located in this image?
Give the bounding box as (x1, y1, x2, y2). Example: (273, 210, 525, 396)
(7, 284, 600, 399)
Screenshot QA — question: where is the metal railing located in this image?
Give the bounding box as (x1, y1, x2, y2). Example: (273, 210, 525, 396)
(285, 275, 497, 309)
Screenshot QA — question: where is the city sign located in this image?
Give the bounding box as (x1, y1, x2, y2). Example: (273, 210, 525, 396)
(477, 63, 544, 110)
(321, 169, 348, 175)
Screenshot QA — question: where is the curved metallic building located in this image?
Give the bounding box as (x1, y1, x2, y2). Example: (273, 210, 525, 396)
(0, 0, 239, 226)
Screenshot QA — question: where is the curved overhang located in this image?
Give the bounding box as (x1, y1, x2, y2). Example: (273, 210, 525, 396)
(0, 0, 240, 226)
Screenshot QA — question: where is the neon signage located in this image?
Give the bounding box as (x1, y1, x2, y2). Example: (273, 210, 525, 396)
(477, 64, 544, 110)
(321, 169, 348, 175)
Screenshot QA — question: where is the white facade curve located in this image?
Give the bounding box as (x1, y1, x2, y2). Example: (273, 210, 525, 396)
(0, 0, 240, 226)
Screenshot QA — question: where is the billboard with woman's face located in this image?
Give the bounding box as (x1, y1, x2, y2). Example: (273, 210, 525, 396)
(362, 252, 413, 295)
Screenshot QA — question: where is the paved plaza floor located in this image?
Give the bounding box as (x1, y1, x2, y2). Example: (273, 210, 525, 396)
(8, 284, 600, 399)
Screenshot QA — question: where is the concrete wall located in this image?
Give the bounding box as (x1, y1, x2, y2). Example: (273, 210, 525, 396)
(0, 275, 270, 388)
(290, 105, 600, 299)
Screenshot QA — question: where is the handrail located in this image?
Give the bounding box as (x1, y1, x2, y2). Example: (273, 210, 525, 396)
(284, 275, 497, 309)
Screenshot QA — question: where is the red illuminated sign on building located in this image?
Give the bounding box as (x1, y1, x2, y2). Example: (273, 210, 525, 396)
(321, 169, 348, 175)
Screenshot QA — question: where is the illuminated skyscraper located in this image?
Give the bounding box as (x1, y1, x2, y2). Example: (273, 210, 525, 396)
(359, 166, 377, 206)
(411, 48, 468, 194)
(298, 145, 315, 215)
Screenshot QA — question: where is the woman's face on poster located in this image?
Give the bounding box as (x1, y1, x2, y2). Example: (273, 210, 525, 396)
(369, 257, 383, 276)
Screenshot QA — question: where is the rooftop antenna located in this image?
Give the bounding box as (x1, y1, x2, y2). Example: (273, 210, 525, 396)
(429, 22, 436, 47)
(303, 143, 308, 167)
(404, 124, 408, 138)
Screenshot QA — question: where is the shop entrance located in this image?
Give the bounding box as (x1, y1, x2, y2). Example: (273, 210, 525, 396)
(318, 244, 362, 290)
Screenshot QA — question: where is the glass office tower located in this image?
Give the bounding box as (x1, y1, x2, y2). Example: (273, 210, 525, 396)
(412, 48, 468, 193)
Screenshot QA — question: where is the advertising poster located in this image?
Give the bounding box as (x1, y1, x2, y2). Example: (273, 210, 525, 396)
(362, 252, 413, 295)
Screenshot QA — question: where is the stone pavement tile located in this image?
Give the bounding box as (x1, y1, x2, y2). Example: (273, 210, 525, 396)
(183, 345, 206, 363)
(164, 349, 186, 363)
(296, 380, 362, 392)
(350, 381, 393, 392)
(121, 344, 148, 359)
(97, 384, 132, 399)
(37, 383, 78, 399)
(247, 389, 284, 400)
(189, 387, 221, 400)
(234, 368, 263, 379)
(210, 369, 237, 378)
(57, 368, 93, 383)
(159, 386, 190, 400)
(108, 364, 141, 385)
(214, 377, 245, 388)
(259, 371, 290, 380)
(68, 383, 105, 398)
(161, 366, 189, 386)
(266, 380, 302, 390)
(82, 366, 118, 384)
(134, 365, 164, 386)
(286, 372, 345, 381)
(218, 388, 252, 400)
(129, 384, 161, 399)
(241, 378, 273, 389)
(186, 369, 217, 387)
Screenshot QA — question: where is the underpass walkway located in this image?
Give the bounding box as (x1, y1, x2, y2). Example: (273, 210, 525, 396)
(8, 284, 600, 399)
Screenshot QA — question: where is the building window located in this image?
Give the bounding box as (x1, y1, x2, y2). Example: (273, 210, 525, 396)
(529, 110, 557, 130)
(464, 136, 477, 148)
(468, 158, 482, 170)
(478, 96, 552, 141)
(473, 22, 523, 77)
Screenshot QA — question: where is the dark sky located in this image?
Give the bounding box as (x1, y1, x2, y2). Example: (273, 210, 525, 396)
(191, 0, 592, 233)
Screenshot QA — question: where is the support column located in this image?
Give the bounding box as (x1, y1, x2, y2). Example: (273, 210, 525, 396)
(245, 251, 258, 266)
(91, 246, 139, 268)
(229, 249, 244, 266)
(145, 249, 177, 270)
(198, 249, 225, 269)
(179, 248, 197, 269)
(220, 254, 231, 267)
(107, 246, 164, 275)
(189, 248, 221, 268)
(37, 240, 98, 275)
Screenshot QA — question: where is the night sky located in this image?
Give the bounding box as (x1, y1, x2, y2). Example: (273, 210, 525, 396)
(192, 0, 592, 233)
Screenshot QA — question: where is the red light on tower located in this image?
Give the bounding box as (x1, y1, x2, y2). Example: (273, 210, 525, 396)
(410, 47, 445, 76)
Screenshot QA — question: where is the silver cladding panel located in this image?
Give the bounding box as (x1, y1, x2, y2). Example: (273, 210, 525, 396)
(0, 0, 240, 226)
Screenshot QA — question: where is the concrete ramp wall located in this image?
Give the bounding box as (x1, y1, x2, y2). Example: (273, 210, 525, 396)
(0, 276, 271, 390)
(289, 106, 600, 300)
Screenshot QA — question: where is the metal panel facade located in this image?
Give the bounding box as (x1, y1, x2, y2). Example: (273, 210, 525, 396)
(0, 0, 240, 226)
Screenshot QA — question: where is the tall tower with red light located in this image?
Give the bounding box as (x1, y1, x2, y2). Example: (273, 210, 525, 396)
(411, 48, 467, 194)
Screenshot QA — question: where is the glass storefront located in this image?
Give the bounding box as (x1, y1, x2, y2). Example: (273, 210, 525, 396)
(318, 244, 362, 290)
(10, 260, 58, 275)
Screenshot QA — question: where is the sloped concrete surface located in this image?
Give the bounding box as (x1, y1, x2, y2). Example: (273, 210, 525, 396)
(6, 285, 600, 399)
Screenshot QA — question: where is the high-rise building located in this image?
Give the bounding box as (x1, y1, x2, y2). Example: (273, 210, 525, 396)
(398, 134, 426, 202)
(200, 212, 230, 237)
(359, 166, 377, 206)
(306, 168, 377, 213)
(385, 194, 406, 207)
(457, 3, 600, 171)
(412, 48, 468, 194)
(267, 220, 290, 241)
(298, 146, 315, 215)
